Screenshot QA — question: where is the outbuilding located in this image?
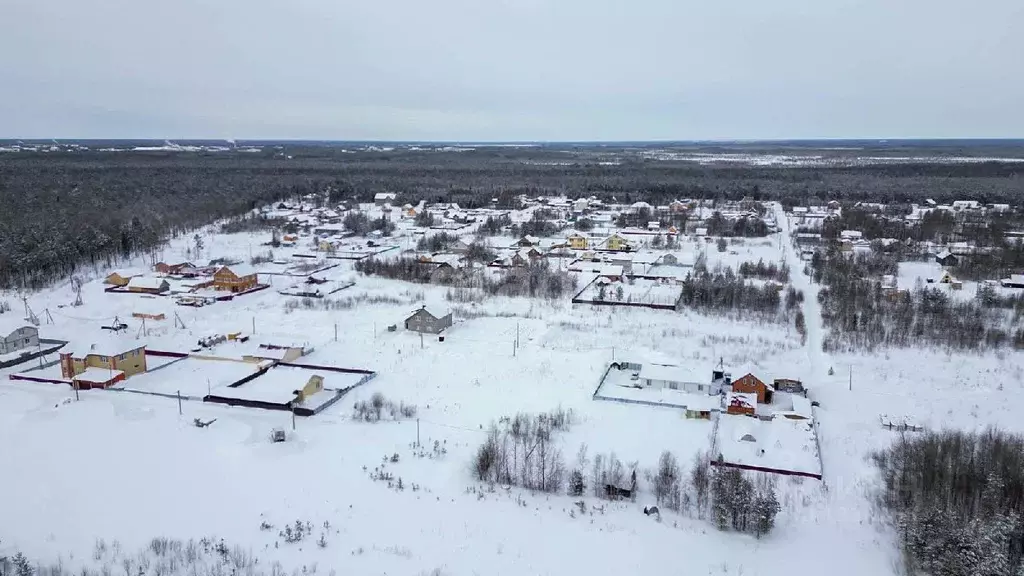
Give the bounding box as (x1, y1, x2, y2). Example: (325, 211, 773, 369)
(127, 277, 170, 294)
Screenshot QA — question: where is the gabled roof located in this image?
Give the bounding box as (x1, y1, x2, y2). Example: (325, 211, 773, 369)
(127, 276, 169, 290)
(64, 336, 147, 358)
(639, 363, 703, 384)
(409, 305, 449, 320)
(218, 264, 258, 278)
(0, 316, 36, 338)
(726, 391, 757, 409)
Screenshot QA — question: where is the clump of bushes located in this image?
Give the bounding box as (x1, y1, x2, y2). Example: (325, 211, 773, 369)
(472, 408, 576, 493)
(353, 392, 417, 422)
(738, 258, 790, 283)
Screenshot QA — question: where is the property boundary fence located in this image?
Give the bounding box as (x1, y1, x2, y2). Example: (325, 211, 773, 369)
(709, 459, 822, 481)
(570, 276, 678, 311)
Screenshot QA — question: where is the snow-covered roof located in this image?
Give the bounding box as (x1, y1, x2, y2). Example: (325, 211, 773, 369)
(430, 254, 464, 266)
(411, 306, 449, 319)
(73, 367, 124, 383)
(639, 363, 703, 384)
(0, 316, 36, 337)
(568, 262, 623, 277)
(374, 192, 397, 200)
(631, 252, 662, 265)
(694, 228, 708, 236)
(64, 336, 146, 358)
(221, 264, 258, 278)
(936, 250, 953, 259)
(726, 391, 757, 409)
(127, 276, 168, 290)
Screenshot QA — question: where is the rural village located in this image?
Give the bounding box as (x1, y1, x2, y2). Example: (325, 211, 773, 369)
(3, 188, 1024, 575)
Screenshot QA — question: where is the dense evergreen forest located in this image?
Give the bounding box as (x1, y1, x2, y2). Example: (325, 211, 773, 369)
(2, 143, 1023, 289)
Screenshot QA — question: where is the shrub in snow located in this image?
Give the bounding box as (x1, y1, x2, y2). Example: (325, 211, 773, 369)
(471, 411, 569, 493)
(352, 394, 417, 423)
(3, 536, 316, 576)
(567, 469, 586, 497)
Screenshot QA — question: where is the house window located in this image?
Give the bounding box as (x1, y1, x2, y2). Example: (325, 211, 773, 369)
(98, 355, 108, 362)
(669, 382, 678, 390)
(697, 384, 704, 392)
(25, 338, 31, 344)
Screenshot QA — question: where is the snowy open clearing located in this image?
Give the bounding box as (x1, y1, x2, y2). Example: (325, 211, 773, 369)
(3, 201, 1023, 575)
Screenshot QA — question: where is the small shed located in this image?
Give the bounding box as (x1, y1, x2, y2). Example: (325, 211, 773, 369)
(935, 250, 959, 267)
(104, 272, 133, 287)
(404, 306, 453, 334)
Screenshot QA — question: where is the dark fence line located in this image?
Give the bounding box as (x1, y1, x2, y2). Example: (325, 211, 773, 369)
(710, 459, 822, 481)
(146, 350, 189, 358)
(277, 362, 374, 375)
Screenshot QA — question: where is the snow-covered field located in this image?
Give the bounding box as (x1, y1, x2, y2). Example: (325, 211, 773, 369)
(3, 203, 1023, 575)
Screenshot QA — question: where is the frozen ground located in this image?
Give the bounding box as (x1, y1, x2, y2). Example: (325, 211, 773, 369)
(2, 203, 1020, 575)
(115, 357, 263, 399)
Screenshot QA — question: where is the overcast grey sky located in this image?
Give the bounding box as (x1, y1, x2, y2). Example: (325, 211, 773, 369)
(2, 0, 1022, 140)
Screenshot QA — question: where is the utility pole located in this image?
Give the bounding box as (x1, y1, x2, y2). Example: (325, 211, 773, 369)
(416, 418, 421, 447)
(516, 322, 520, 349)
(334, 323, 338, 342)
(292, 410, 296, 431)
(177, 390, 183, 415)
(74, 379, 80, 401)
(252, 316, 256, 335)
(849, 365, 853, 391)
(420, 332, 424, 349)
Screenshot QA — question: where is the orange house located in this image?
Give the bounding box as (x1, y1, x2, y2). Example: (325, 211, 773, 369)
(732, 373, 773, 404)
(212, 265, 259, 293)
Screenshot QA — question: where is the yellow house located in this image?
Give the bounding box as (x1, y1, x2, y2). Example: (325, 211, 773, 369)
(605, 234, 631, 251)
(567, 233, 589, 250)
(294, 374, 324, 402)
(59, 339, 148, 387)
(104, 272, 132, 287)
(212, 265, 258, 293)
